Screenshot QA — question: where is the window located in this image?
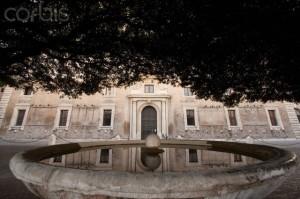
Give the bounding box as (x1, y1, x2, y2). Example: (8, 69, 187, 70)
(265, 107, 283, 130)
(186, 149, 201, 166)
(100, 149, 110, 163)
(225, 108, 242, 130)
(231, 153, 245, 165)
(105, 88, 112, 95)
(295, 108, 300, 123)
(50, 155, 65, 165)
(99, 105, 115, 129)
(59, 110, 69, 127)
(53, 156, 62, 163)
(96, 149, 112, 167)
(186, 109, 195, 126)
(103, 87, 115, 96)
(183, 107, 199, 130)
(9, 104, 30, 130)
(184, 87, 193, 96)
(233, 154, 242, 162)
(228, 110, 238, 126)
(144, 85, 154, 93)
(23, 87, 33, 95)
(268, 110, 278, 126)
(15, 110, 26, 126)
(54, 105, 72, 129)
(189, 149, 198, 163)
(102, 109, 112, 126)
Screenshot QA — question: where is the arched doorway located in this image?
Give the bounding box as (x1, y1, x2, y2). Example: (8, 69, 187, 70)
(141, 106, 157, 139)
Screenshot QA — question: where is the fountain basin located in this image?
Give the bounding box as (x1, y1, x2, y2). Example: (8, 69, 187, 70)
(10, 140, 298, 199)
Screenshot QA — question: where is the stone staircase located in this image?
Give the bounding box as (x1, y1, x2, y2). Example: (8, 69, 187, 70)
(284, 102, 300, 138)
(0, 87, 13, 128)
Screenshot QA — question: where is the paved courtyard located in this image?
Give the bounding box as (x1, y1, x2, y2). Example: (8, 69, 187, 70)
(0, 142, 299, 199)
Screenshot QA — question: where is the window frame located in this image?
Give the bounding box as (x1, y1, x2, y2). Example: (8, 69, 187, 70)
(268, 110, 278, 126)
(54, 104, 72, 130)
(102, 87, 116, 97)
(186, 109, 196, 126)
(9, 103, 30, 130)
(144, 84, 155, 93)
(58, 109, 69, 127)
(23, 87, 34, 96)
(185, 149, 202, 166)
(233, 154, 243, 162)
(230, 154, 246, 166)
(183, 106, 199, 130)
(96, 148, 112, 168)
(99, 104, 115, 129)
(224, 107, 242, 130)
(228, 109, 238, 126)
(265, 107, 284, 130)
(102, 109, 113, 127)
(15, 109, 26, 127)
(183, 87, 193, 97)
(50, 155, 66, 166)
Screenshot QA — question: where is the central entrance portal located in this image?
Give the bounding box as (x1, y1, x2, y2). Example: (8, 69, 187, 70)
(141, 106, 157, 139)
(128, 96, 170, 171)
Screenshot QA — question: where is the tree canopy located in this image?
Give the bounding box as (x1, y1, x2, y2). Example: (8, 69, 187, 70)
(0, 0, 299, 105)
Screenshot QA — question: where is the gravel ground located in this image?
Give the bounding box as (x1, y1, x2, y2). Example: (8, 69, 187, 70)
(0, 143, 299, 199)
(0, 145, 39, 199)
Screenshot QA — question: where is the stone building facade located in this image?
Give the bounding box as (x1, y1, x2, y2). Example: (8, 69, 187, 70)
(1, 78, 300, 171)
(1, 78, 300, 141)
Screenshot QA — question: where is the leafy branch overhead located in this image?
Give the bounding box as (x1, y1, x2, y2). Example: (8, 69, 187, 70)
(0, 0, 299, 105)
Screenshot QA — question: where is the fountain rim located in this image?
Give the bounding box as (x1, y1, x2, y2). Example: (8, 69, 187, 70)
(9, 140, 298, 198)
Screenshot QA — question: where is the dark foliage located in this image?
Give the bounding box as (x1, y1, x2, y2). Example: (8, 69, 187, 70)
(0, 0, 299, 105)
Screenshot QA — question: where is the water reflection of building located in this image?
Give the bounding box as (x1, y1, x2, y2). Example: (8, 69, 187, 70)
(0, 78, 300, 168)
(46, 147, 260, 172)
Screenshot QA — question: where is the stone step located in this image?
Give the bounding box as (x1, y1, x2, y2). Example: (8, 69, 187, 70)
(0, 87, 13, 127)
(0, 97, 11, 100)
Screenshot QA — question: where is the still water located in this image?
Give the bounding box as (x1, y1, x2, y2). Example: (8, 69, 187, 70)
(44, 146, 260, 172)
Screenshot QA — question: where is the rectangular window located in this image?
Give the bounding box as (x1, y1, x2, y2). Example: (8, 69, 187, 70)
(186, 109, 195, 126)
(100, 149, 110, 164)
(24, 87, 33, 95)
(233, 154, 242, 162)
(189, 149, 198, 163)
(104, 88, 112, 96)
(53, 156, 62, 163)
(228, 110, 238, 126)
(15, 109, 26, 126)
(268, 110, 278, 126)
(102, 109, 112, 126)
(59, 110, 69, 127)
(144, 85, 154, 93)
(184, 87, 193, 96)
(295, 108, 300, 123)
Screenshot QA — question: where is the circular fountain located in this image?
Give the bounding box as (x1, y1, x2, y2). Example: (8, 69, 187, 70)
(10, 135, 297, 199)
